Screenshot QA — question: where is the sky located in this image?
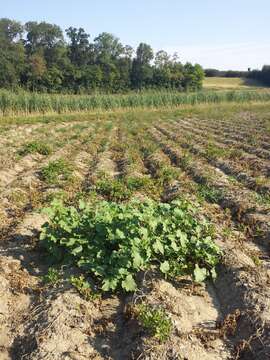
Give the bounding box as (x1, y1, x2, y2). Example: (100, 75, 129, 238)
(1, 0, 269, 70)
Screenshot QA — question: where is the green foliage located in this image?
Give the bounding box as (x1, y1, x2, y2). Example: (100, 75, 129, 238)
(126, 176, 153, 191)
(41, 158, 73, 184)
(42, 267, 61, 285)
(197, 184, 224, 203)
(180, 153, 192, 169)
(205, 143, 227, 159)
(253, 192, 270, 207)
(70, 275, 100, 301)
(95, 178, 131, 201)
(40, 198, 220, 293)
(157, 166, 179, 185)
(0, 17, 203, 94)
(249, 65, 270, 87)
(18, 141, 52, 156)
(1, 17, 270, 93)
(1, 89, 270, 115)
(137, 304, 173, 342)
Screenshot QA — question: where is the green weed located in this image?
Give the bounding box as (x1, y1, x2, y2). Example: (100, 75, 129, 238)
(197, 184, 224, 203)
(157, 166, 179, 185)
(41, 159, 73, 184)
(18, 141, 52, 156)
(70, 275, 100, 301)
(42, 267, 61, 285)
(126, 176, 152, 191)
(95, 178, 131, 201)
(137, 304, 173, 342)
(228, 148, 243, 160)
(205, 143, 226, 159)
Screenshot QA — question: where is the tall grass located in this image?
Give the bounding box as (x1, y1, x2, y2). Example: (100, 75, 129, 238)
(1, 89, 270, 115)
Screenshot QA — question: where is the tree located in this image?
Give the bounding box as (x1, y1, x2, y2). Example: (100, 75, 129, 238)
(0, 18, 25, 88)
(24, 21, 64, 54)
(94, 32, 124, 63)
(131, 43, 154, 89)
(66, 27, 90, 66)
(183, 63, 204, 91)
(136, 43, 154, 64)
(24, 21, 70, 92)
(155, 50, 170, 68)
(0, 18, 23, 43)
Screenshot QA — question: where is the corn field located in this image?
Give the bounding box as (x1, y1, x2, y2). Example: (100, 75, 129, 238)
(1, 89, 270, 115)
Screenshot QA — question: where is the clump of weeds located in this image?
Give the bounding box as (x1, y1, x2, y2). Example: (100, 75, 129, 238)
(18, 141, 52, 156)
(41, 158, 73, 185)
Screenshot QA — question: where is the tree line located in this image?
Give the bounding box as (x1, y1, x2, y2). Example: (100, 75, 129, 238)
(204, 69, 249, 78)
(205, 67, 270, 87)
(248, 66, 270, 86)
(0, 18, 204, 93)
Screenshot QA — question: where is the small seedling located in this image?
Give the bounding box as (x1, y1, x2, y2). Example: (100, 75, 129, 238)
(45, 189, 69, 204)
(222, 226, 233, 238)
(137, 304, 173, 342)
(251, 255, 262, 267)
(70, 275, 100, 301)
(228, 148, 243, 160)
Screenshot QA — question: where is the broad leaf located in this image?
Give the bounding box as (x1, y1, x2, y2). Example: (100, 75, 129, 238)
(122, 274, 137, 292)
(160, 261, 170, 274)
(194, 265, 208, 282)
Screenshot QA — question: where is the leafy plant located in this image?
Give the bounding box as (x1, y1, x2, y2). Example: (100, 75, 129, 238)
(137, 303, 173, 342)
(126, 176, 156, 194)
(40, 198, 220, 293)
(95, 178, 131, 201)
(42, 267, 61, 285)
(157, 166, 179, 185)
(41, 159, 73, 184)
(18, 141, 52, 156)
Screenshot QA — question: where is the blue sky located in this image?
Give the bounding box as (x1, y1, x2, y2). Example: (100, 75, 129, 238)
(1, 0, 269, 70)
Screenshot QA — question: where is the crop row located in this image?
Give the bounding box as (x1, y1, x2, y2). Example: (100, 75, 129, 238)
(1, 89, 270, 115)
(159, 122, 270, 193)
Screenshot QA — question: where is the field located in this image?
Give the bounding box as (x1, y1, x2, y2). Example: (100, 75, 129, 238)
(1, 88, 270, 116)
(0, 101, 270, 360)
(203, 77, 265, 90)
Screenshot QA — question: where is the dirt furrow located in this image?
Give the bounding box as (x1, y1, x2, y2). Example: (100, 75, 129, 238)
(175, 118, 270, 160)
(172, 119, 270, 176)
(158, 123, 270, 195)
(150, 128, 270, 248)
(147, 128, 270, 359)
(190, 116, 270, 143)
